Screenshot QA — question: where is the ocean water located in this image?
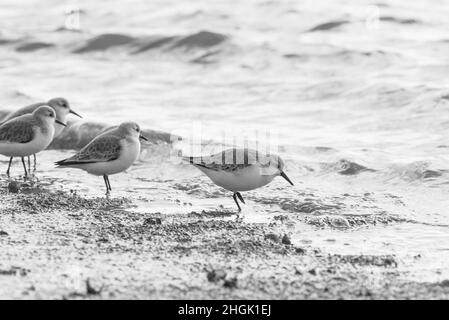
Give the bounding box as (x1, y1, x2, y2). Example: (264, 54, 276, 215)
(1, 0, 449, 282)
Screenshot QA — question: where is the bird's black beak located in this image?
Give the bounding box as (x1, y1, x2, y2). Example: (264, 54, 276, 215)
(69, 109, 82, 118)
(280, 171, 294, 186)
(139, 134, 148, 141)
(55, 119, 67, 127)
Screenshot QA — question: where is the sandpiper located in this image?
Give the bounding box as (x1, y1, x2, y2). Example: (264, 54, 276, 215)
(184, 148, 294, 212)
(0, 106, 65, 178)
(55, 122, 148, 195)
(1, 97, 82, 170)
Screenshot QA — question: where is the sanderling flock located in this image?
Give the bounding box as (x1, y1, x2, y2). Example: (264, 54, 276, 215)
(0, 98, 293, 212)
(0, 97, 82, 171)
(0, 106, 64, 177)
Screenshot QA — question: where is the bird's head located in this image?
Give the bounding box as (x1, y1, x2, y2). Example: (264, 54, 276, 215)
(33, 105, 66, 127)
(261, 154, 294, 186)
(119, 121, 148, 141)
(48, 97, 82, 120)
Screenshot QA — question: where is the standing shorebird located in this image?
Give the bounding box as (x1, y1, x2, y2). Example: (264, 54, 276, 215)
(55, 122, 148, 195)
(0, 97, 82, 170)
(0, 106, 65, 178)
(184, 148, 294, 212)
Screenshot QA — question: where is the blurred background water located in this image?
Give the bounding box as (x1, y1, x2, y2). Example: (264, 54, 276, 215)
(1, 0, 449, 282)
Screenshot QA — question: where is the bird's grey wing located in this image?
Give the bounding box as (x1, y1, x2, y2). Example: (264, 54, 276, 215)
(62, 135, 121, 164)
(1, 102, 45, 123)
(18, 102, 46, 115)
(184, 148, 261, 172)
(0, 120, 34, 143)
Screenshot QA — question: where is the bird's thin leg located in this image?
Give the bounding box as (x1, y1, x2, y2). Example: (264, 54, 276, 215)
(236, 192, 245, 204)
(232, 193, 242, 212)
(27, 156, 31, 173)
(106, 175, 112, 191)
(103, 174, 110, 195)
(21, 157, 28, 178)
(33, 154, 37, 172)
(6, 157, 13, 177)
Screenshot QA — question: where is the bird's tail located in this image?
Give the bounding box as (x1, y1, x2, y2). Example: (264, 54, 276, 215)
(182, 155, 209, 165)
(181, 156, 213, 171)
(55, 159, 67, 166)
(182, 156, 195, 164)
(55, 158, 76, 167)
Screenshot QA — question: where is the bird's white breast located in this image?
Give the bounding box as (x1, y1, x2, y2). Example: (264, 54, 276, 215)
(0, 123, 54, 157)
(81, 137, 140, 176)
(200, 164, 275, 192)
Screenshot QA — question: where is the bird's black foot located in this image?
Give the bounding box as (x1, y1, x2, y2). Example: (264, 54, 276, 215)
(236, 192, 245, 204)
(103, 174, 112, 196)
(33, 154, 37, 172)
(232, 192, 245, 213)
(234, 212, 244, 222)
(6, 157, 13, 178)
(21, 157, 28, 180)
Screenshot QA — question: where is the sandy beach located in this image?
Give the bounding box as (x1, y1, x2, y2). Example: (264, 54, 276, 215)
(1, 182, 448, 299)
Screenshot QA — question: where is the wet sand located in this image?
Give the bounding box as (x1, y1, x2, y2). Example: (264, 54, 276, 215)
(1, 182, 448, 300)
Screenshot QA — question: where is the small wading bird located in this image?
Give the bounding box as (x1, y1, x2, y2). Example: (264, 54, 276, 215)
(0, 97, 82, 170)
(0, 106, 66, 178)
(184, 148, 294, 212)
(55, 122, 148, 195)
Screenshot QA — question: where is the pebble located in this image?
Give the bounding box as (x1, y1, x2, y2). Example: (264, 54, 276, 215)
(207, 269, 227, 282)
(329, 216, 350, 229)
(440, 280, 449, 287)
(7, 181, 20, 193)
(264, 233, 280, 243)
(223, 277, 237, 289)
(281, 234, 291, 245)
(143, 217, 162, 226)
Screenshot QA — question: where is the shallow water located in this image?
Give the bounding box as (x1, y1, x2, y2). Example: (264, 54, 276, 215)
(1, 0, 449, 282)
